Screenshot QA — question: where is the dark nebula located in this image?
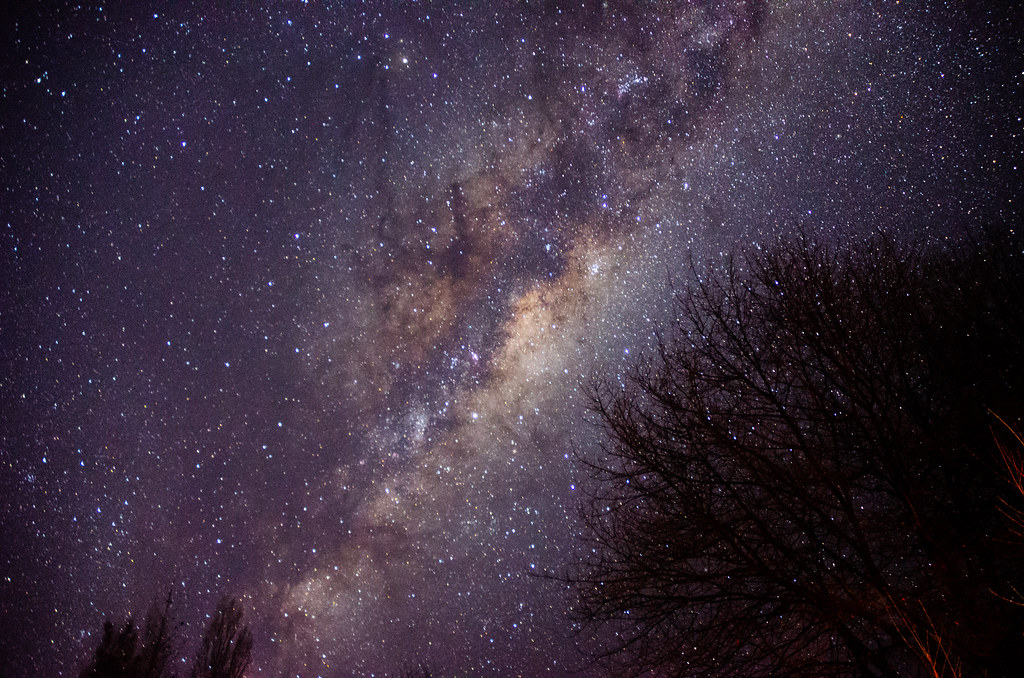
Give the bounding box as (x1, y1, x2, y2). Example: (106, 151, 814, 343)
(1, 2, 1019, 675)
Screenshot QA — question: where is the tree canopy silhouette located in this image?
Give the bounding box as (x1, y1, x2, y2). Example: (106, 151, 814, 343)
(79, 593, 177, 678)
(79, 594, 251, 678)
(190, 597, 252, 678)
(572, 231, 1024, 677)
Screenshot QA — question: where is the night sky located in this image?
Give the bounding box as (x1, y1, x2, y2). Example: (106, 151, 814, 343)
(1, 2, 1020, 676)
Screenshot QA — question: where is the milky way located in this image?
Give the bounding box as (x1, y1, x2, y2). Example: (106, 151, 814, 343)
(2, 2, 1019, 676)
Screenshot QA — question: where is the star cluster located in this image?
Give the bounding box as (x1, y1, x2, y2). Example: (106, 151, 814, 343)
(1, 2, 1019, 676)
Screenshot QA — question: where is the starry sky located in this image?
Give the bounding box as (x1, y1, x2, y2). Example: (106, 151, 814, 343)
(1, 2, 1020, 676)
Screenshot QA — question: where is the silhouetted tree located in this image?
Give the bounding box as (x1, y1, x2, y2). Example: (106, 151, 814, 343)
(79, 619, 139, 678)
(79, 592, 177, 678)
(189, 597, 252, 678)
(137, 592, 178, 678)
(572, 232, 1024, 676)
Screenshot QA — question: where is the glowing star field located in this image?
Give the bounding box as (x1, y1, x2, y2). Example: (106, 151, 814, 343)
(1, 2, 1019, 675)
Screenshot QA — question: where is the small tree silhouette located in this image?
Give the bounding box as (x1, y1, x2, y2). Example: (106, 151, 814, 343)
(79, 592, 177, 678)
(138, 593, 178, 678)
(79, 619, 139, 678)
(189, 597, 252, 678)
